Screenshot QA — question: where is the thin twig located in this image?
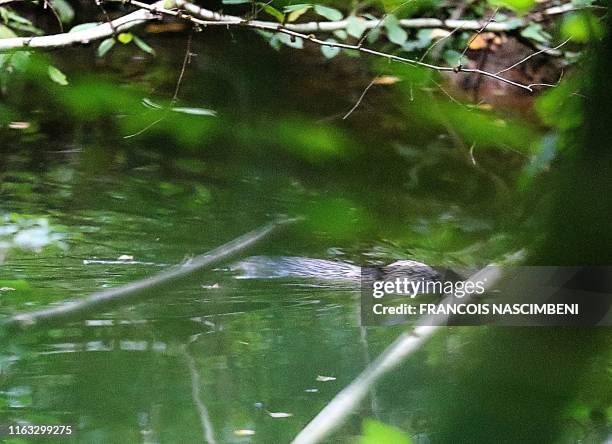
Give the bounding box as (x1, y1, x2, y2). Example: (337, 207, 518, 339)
(431, 78, 466, 107)
(123, 31, 193, 139)
(419, 25, 461, 62)
(343, 77, 377, 119)
(459, 7, 499, 62)
(122, 115, 165, 139)
(43, 0, 64, 33)
(527, 68, 564, 90)
(495, 38, 570, 75)
(172, 31, 192, 102)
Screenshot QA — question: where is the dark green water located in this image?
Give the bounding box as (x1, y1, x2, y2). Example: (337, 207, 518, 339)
(0, 28, 543, 443)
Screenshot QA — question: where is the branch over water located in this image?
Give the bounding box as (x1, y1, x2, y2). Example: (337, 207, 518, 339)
(2, 218, 296, 333)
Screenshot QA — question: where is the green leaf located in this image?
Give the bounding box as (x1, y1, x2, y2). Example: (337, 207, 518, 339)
(0, 7, 43, 34)
(0, 24, 17, 39)
(520, 22, 551, 44)
(9, 51, 31, 72)
(284, 3, 311, 12)
(443, 49, 468, 66)
(273, 32, 304, 49)
(503, 17, 525, 29)
(346, 15, 367, 38)
(133, 35, 156, 55)
(268, 34, 282, 50)
(313, 4, 343, 21)
(1, 8, 34, 25)
(321, 39, 340, 59)
(97, 38, 115, 57)
(257, 3, 284, 22)
(47, 65, 68, 86)
(489, 0, 535, 13)
(285, 4, 311, 22)
(571, 0, 594, 6)
(403, 29, 436, 51)
(256, 28, 274, 41)
(333, 29, 348, 40)
(360, 419, 412, 444)
(384, 15, 407, 46)
(69, 22, 101, 33)
(5, 21, 43, 35)
(561, 12, 604, 43)
(367, 26, 381, 44)
(222, 0, 251, 4)
(342, 48, 360, 57)
(117, 32, 133, 44)
(50, 0, 75, 24)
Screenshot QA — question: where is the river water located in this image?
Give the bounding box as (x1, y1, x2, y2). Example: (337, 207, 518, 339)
(0, 25, 542, 443)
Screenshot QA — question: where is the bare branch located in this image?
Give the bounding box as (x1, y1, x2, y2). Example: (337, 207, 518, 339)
(343, 77, 377, 120)
(124, 31, 194, 139)
(43, 0, 64, 33)
(460, 7, 499, 62)
(495, 38, 571, 75)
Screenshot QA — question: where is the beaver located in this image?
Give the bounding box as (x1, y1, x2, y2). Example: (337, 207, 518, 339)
(231, 256, 443, 283)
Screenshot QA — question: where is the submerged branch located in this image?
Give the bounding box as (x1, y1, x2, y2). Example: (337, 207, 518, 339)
(2, 218, 295, 333)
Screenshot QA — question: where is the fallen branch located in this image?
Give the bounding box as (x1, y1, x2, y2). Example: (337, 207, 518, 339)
(291, 264, 506, 444)
(2, 218, 295, 333)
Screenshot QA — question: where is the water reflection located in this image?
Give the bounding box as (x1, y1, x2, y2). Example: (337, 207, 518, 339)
(2, 276, 366, 443)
